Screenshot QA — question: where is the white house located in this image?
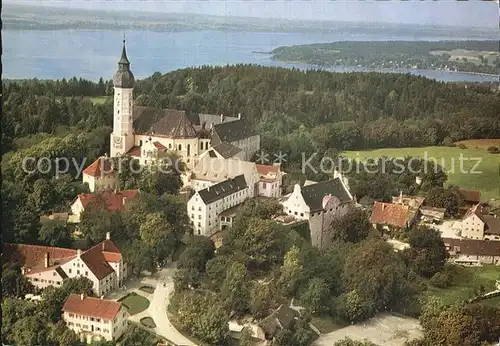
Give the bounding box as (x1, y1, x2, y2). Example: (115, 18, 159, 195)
(5, 233, 128, 296)
(281, 178, 355, 249)
(462, 203, 500, 241)
(62, 294, 128, 342)
(187, 175, 248, 236)
(109, 40, 259, 169)
(189, 156, 260, 197)
(82, 156, 117, 193)
(256, 164, 283, 198)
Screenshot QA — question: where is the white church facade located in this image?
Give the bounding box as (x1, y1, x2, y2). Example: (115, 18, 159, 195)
(109, 40, 260, 169)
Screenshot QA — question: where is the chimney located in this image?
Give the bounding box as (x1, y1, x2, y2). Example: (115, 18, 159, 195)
(80, 293, 84, 300)
(44, 253, 50, 268)
(123, 196, 127, 205)
(238, 113, 241, 120)
(102, 243, 105, 250)
(21, 267, 25, 275)
(106, 232, 111, 240)
(77, 249, 81, 258)
(101, 295, 104, 300)
(220, 113, 224, 123)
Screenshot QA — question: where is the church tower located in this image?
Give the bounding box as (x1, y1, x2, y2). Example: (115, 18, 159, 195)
(110, 39, 135, 158)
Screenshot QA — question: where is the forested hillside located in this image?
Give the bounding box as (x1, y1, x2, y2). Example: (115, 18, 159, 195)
(4, 65, 500, 156)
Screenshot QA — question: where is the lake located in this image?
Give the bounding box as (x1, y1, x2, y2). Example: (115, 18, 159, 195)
(4, 29, 499, 83)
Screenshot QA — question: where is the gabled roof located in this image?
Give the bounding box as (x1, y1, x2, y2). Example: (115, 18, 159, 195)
(370, 202, 410, 228)
(82, 156, 116, 178)
(126, 146, 141, 157)
(63, 294, 122, 320)
(258, 304, 299, 338)
(80, 242, 116, 280)
(459, 189, 481, 203)
(197, 175, 247, 205)
(133, 106, 197, 138)
(211, 119, 258, 145)
(256, 164, 280, 182)
(483, 215, 500, 235)
(443, 237, 500, 257)
(74, 190, 140, 212)
(3, 243, 77, 269)
(198, 113, 239, 128)
(5, 237, 123, 281)
(301, 178, 352, 212)
(211, 142, 242, 159)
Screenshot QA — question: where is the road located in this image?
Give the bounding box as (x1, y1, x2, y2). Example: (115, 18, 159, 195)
(149, 266, 196, 346)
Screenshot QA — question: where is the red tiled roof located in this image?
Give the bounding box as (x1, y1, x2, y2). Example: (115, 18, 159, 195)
(443, 237, 500, 257)
(103, 252, 122, 262)
(256, 164, 279, 176)
(153, 141, 166, 150)
(82, 157, 116, 178)
(75, 190, 140, 212)
(370, 202, 410, 228)
(125, 146, 141, 157)
(5, 238, 123, 281)
(63, 294, 122, 320)
(459, 189, 481, 203)
(3, 244, 77, 269)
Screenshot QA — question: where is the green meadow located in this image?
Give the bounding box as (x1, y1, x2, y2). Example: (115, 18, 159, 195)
(343, 146, 500, 201)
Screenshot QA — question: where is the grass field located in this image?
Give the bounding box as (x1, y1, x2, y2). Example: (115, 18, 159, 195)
(87, 96, 110, 104)
(426, 265, 499, 305)
(455, 139, 500, 149)
(119, 292, 150, 315)
(343, 145, 500, 201)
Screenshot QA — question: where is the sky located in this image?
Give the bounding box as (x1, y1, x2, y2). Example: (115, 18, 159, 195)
(8, 0, 500, 28)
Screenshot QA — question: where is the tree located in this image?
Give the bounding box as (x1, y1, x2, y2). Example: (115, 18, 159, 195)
(221, 262, 250, 315)
(250, 281, 275, 318)
(419, 298, 481, 346)
(329, 208, 372, 243)
(241, 218, 286, 269)
(334, 290, 375, 323)
(2, 263, 34, 298)
(120, 325, 160, 346)
(39, 221, 72, 247)
(273, 314, 315, 346)
(425, 186, 462, 217)
(138, 163, 182, 196)
(239, 327, 254, 346)
(277, 245, 303, 297)
(403, 226, 447, 277)
(299, 277, 330, 313)
(343, 239, 419, 314)
(11, 315, 50, 346)
(2, 298, 38, 344)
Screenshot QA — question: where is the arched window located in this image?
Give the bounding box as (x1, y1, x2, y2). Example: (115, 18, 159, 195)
(178, 144, 182, 151)
(139, 140, 143, 146)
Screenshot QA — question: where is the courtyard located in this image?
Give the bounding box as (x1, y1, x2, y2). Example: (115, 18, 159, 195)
(312, 313, 423, 346)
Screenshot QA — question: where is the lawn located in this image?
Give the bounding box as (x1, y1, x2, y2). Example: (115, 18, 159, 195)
(139, 285, 155, 294)
(119, 292, 150, 315)
(426, 265, 500, 305)
(343, 145, 500, 200)
(86, 96, 110, 104)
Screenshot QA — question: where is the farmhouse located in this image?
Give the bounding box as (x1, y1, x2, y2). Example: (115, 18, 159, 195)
(370, 201, 418, 230)
(280, 178, 355, 249)
(4, 233, 128, 295)
(461, 203, 500, 241)
(443, 237, 500, 266)
(109, 40, 260, 167)
(62, 294, 128, 342)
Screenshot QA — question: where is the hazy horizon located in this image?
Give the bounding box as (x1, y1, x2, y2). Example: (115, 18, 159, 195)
(5, 0, 499, 29)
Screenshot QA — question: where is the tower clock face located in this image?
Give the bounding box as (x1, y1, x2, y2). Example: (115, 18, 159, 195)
(113, 136, 123, 149)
